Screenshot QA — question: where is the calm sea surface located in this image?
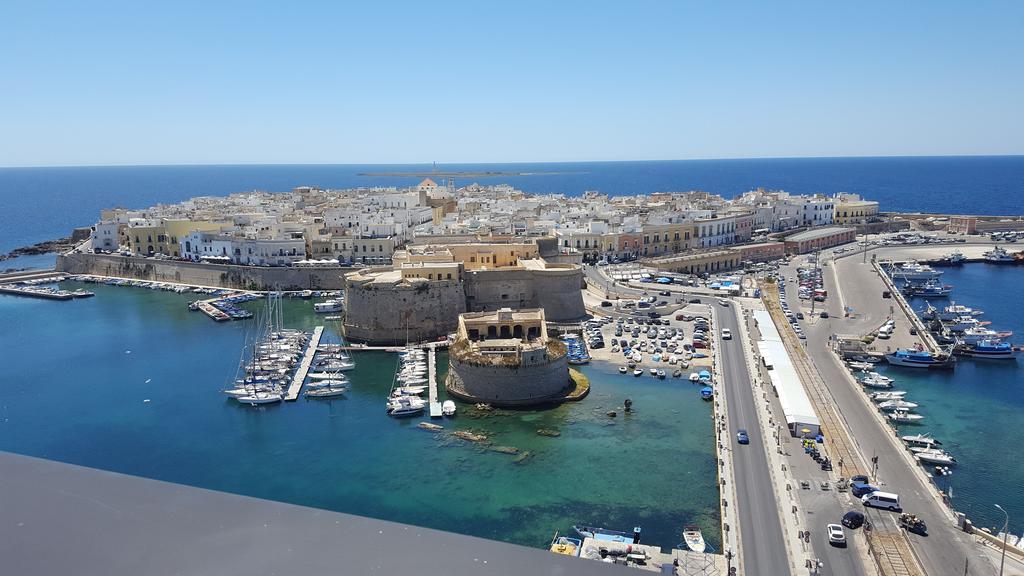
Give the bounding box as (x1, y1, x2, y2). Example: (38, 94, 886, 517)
(886, 264, 1024, 534)
(0, 285, 720, 550)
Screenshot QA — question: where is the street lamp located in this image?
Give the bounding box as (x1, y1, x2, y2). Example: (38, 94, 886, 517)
(995, 504, 1009, 576)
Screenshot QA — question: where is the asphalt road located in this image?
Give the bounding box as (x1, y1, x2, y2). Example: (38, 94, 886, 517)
(715, 300, 791, 576)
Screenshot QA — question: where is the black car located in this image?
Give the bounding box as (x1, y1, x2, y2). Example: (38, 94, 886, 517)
(842, 511, 865, 529)
(820, 311, 829, 318)
(600, 301, 613, 307)
(796, 312, 804, 320)
(659, 290, 671, 296)
(688, 298, 701, 304)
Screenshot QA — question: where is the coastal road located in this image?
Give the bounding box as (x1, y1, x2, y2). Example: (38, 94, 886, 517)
(714, 300, 791, 576)
(780, 256, 992, 576)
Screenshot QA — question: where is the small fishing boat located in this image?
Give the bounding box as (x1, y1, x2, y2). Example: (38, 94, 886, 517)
(633, 369, 643, 377)
(682, 525, 706, 553)
(877, 399, 919, 411)
(442, 400, 457, 417)
(549, 533, 581, 557)
(573, 525, 640, 544)
(886, 347, 955, 369)
(869, 391, 907, 402)
(700, 387, 713, 401)
(619, 366, 628, 374)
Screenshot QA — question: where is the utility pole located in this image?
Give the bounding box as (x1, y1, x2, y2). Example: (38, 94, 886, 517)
(996, 504, 1009, 576)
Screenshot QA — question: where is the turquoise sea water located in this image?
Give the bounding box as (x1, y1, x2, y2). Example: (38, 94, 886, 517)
(0, 282, 720, 550)
(883, 264, 1024, 534)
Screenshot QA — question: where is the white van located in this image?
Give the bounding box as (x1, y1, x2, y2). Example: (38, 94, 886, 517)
(861, 491, 901, 511)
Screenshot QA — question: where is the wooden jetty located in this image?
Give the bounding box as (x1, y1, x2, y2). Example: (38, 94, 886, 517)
(428, 345, 442, 418)
(284, 326, 324, 401)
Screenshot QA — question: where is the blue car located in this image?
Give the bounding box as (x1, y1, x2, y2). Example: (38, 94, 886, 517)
(737, 429, 750, 444)
(851, 482, 879, 498)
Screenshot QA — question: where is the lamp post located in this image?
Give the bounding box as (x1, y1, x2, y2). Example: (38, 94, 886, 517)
(995, 504, 1009, 576)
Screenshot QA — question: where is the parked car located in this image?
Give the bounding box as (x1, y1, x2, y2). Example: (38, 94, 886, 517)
(842, 511, 865, 529)
(796, 312, 804, 320)
(820, 311, 829, 318)
(827, 524, 847, 547)
(601, 301, 613, 307)
(688, 298, 701, 304)
(851, 482, 878, 498)
(736, 429, 749, 444)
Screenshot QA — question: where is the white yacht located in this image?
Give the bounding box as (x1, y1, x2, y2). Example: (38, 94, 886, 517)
(902, 434, 942, 448)
(387, 396, 426, 417)
(877, 399, 919, 411)
(937, 302, 983, 321)
(305, 385, 348, 398)
(915, 449, 957, 466)
(314, 299, 343, 313)
(870, 391, 908, 402)
(888, 410, 924, 424)
(889, 262, 942, 281)
(442, 400, 457, 417)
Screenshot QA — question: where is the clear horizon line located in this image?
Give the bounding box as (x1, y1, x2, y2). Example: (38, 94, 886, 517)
(1, 152, 1022, 170)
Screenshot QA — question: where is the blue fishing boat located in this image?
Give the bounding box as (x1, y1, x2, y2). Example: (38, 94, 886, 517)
(700, 386, 713, 400)
(573, 524, 641, 544)
(886, 347, 955, 369)
(958, 339, 1018, 360)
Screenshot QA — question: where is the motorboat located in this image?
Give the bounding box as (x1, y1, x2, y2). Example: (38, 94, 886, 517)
(313, 299, 343, 313)
(889, 262, 942, 281)
(386, 396, 426, 417)
(870, 391, 908, 402)
(619, 366, 628, 374)
(656, 369, 666, 379)
(961, 326, 1011, 345)
(888, 410, 924, 424)
(902, 434, 942, 448)
(915, 449, 957, 466)
(937, 302, 983, 322)
(858, 371, 893, 384)
(442, 400, 457, 417)
(945, 316, 986, 332)
(633, 369, 643, 377)
(886, 347, 955, 369)
(700, 387, 713, 401)
(682, 525, 706, 553)
(392, 386, 427, 396)
(313, 361, 355, 372)
(877, 399, 919, 411)
(859, 375, 894, 389)
(847, 361, 874, 371)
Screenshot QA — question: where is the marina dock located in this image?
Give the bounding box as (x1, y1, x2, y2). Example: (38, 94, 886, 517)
(284, 326, 324, 401)
(0, 284, 75, 300)
(428, 345, 442, 418)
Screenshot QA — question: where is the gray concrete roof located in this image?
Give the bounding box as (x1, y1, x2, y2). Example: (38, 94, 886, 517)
(784, 226, 855, 242)
(0, 451, 629, 576)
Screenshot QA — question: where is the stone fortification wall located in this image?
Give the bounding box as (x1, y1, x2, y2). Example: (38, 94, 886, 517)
(57, 253, 346, 290)
(342, 275, 466, 345)
(445, 346, 571, 406)
(463, 267, 584, 322)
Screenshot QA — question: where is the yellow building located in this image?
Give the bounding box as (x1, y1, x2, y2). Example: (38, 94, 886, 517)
(400, 261, 464, 282)
(127, 220, 225, 257)
(642, 222, 695, 256)
(393, 242, 538, 270)
(833, 194, 880, 225)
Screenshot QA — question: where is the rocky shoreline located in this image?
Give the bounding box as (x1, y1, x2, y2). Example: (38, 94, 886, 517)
(0, 237, 78, 262)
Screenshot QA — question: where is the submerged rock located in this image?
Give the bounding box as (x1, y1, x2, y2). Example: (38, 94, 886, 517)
(451, 430, 488, 443)
(536, 428, 561, 437)
(513, 450, 533, 464)
(418, 422, 444, 432)
(488, 445, 520, 455)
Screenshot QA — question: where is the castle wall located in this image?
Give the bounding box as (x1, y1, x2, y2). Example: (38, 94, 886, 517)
(445, 349, 571, 406)
(57, 253, 346, 290)
(463, 267, 584, 322)
(342, 277, 466, 345)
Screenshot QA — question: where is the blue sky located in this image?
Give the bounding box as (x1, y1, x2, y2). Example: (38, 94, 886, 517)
(1, 1, 1022, 166)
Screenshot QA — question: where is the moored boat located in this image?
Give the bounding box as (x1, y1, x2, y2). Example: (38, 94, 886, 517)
(682, 525, 706, 553)
(886, 347, 955, 369)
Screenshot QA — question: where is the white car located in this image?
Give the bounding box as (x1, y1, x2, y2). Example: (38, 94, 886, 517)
(721, 329, 732, 340)
(718, 299, 729, 307)
(827, 523, 846, 547)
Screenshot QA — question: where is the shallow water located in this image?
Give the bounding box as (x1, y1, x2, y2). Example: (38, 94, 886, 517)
(0, 282, 721, 550)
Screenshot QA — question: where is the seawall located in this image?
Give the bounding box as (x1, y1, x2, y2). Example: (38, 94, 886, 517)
(57, 253, 347, 290)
